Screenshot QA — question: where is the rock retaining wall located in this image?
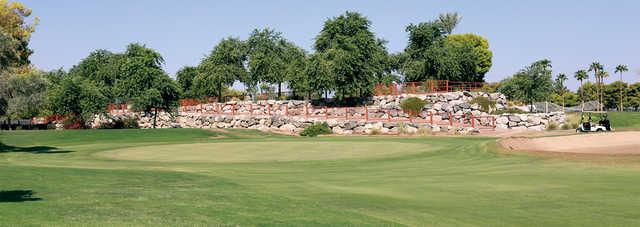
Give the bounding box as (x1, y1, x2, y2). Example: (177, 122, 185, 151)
(494, 112, 566, 130)
(92, 91, 565, 134)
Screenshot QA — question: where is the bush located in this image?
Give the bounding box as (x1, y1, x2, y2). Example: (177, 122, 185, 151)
(469, 96, 496, 113)
(561, 124, 571, 130)
(300, 123, 332, 137)
(369, 128, 382, 135)
(99, 117, 139, 129)
(570, 122, 579, 129)
(400, 97, 427, 117)
(547, 123, 558, 131)
(417, 127, 433, 136)
(397, 122, 407, 134)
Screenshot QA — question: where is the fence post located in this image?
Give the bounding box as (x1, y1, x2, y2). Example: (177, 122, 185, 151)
(285, 105, 289, 116)
(446, 80, 449, 92)
(365, 106, 369, 121)
(430, 112, 433, 125)
(387, 110, 391, 122)
(268, 105, 271, 115)
(449, 113, 453, 126)
(232, 104, 236, 115)
(249, 103, 253, 116)
(324, 106, 328, 120)
(305, 104, 309, 119)
(430, 80, 435, 93)
(345, 108, 349, 120)
(471, 114, 475, 128)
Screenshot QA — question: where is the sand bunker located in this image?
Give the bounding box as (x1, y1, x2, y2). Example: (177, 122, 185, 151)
(500, 131, 640, 154)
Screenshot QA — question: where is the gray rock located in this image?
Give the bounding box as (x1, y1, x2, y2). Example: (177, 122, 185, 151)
(508, 115, 521, 122)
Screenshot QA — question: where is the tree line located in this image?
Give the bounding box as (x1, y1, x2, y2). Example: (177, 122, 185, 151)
(1, 0, 493, 128)
(490, 60, 637, 112)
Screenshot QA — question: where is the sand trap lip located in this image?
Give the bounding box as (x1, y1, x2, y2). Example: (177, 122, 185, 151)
(499, 131, 640, 155)
(96, 141, 430, 163)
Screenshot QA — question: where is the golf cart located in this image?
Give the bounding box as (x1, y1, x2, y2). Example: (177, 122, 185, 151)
(576, 111, 612, 133)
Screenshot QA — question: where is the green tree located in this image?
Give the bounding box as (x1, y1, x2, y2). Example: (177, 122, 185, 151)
(48, 76, 108, 128)
(577, 81, 598, 105)
(438, 12, 461, 35)
(305, 53, 333, 100)
(597, 70, 609, 111)
(574, 69, 589, 111)
(554, 73, 568, 111)
(175, 66, 198, 99)
(246, 28, 290, 97)
(626, 82, 640, 111)
(132, 76, 180, 128)
(0, 70, 48, 130)
(115, 43, 180, 128)
(0, 0, 38, 69)
(588, 62, 604, 111)
(401, 15, 491, 83)
(0, 29, 20, 72)
(314, 11, 387, 101)
(282, 43, 308, 99)
(402, 21, 446, 82)
(444, 34, 492, 81)
(195, 38, 247, 101)
(614, 64, 628, 111)
(498, 59, 553, 111)
(551, 91, 578, 108)
(68, 49, 123, 101)
(604, 81, 627, 110)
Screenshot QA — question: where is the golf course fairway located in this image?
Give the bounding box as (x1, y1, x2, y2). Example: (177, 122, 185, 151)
(2, 129, 640, 226)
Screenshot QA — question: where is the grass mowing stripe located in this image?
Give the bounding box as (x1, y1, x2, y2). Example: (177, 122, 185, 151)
(2, 129, 640, 226)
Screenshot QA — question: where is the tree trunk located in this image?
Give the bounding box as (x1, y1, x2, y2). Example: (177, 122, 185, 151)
(218, 83, 223, 103)
(562, 94, 565, 112)
(153, 108, 158, 129)
(620, 72, 624, 112)
(580, 81, 584, 111)
(278, 83, 282, 99)
(7, 116, 11, 131)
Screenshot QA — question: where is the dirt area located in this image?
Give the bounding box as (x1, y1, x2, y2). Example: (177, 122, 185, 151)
(499, 131, 640, 155)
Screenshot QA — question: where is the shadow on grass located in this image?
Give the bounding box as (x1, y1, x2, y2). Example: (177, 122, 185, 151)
(0, 142, 73, 154)
(0, 190, 42, 202)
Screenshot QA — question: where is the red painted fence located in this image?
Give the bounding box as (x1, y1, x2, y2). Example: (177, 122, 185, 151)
(374, 80, 485, 96)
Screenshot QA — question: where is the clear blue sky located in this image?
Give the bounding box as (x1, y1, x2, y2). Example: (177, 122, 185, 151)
(23, 0, 640, 90)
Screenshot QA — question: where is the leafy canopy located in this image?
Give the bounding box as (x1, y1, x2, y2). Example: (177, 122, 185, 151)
(176, 66, 198, 99)
(314, 11, 388, 100)
(0, 0, 38, 68)
(114, 44, 180, 127)
(195, 38, 247, 101)
(401, 15, 492, 83)
(498, 59, 553, 110)
(48, 75, 108, 126)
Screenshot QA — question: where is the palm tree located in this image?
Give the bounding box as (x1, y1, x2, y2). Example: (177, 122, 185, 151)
(574, 70, 589, 111)
(597, 70, 609, 111)
(588, 62, 604, 111)
(615, 64, 629, 111)
(555, 74, 568, 112)
(438, 12, 461, 35)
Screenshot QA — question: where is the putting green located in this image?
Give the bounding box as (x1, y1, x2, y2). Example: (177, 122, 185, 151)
(96, 141, 430, 163)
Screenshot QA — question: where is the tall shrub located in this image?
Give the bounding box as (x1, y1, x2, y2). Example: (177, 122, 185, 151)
(400, 97, 427, 117)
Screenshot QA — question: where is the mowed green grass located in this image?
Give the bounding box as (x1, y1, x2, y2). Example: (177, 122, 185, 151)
(2, 129, 640, 226)
(567, 112, 640, 130)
